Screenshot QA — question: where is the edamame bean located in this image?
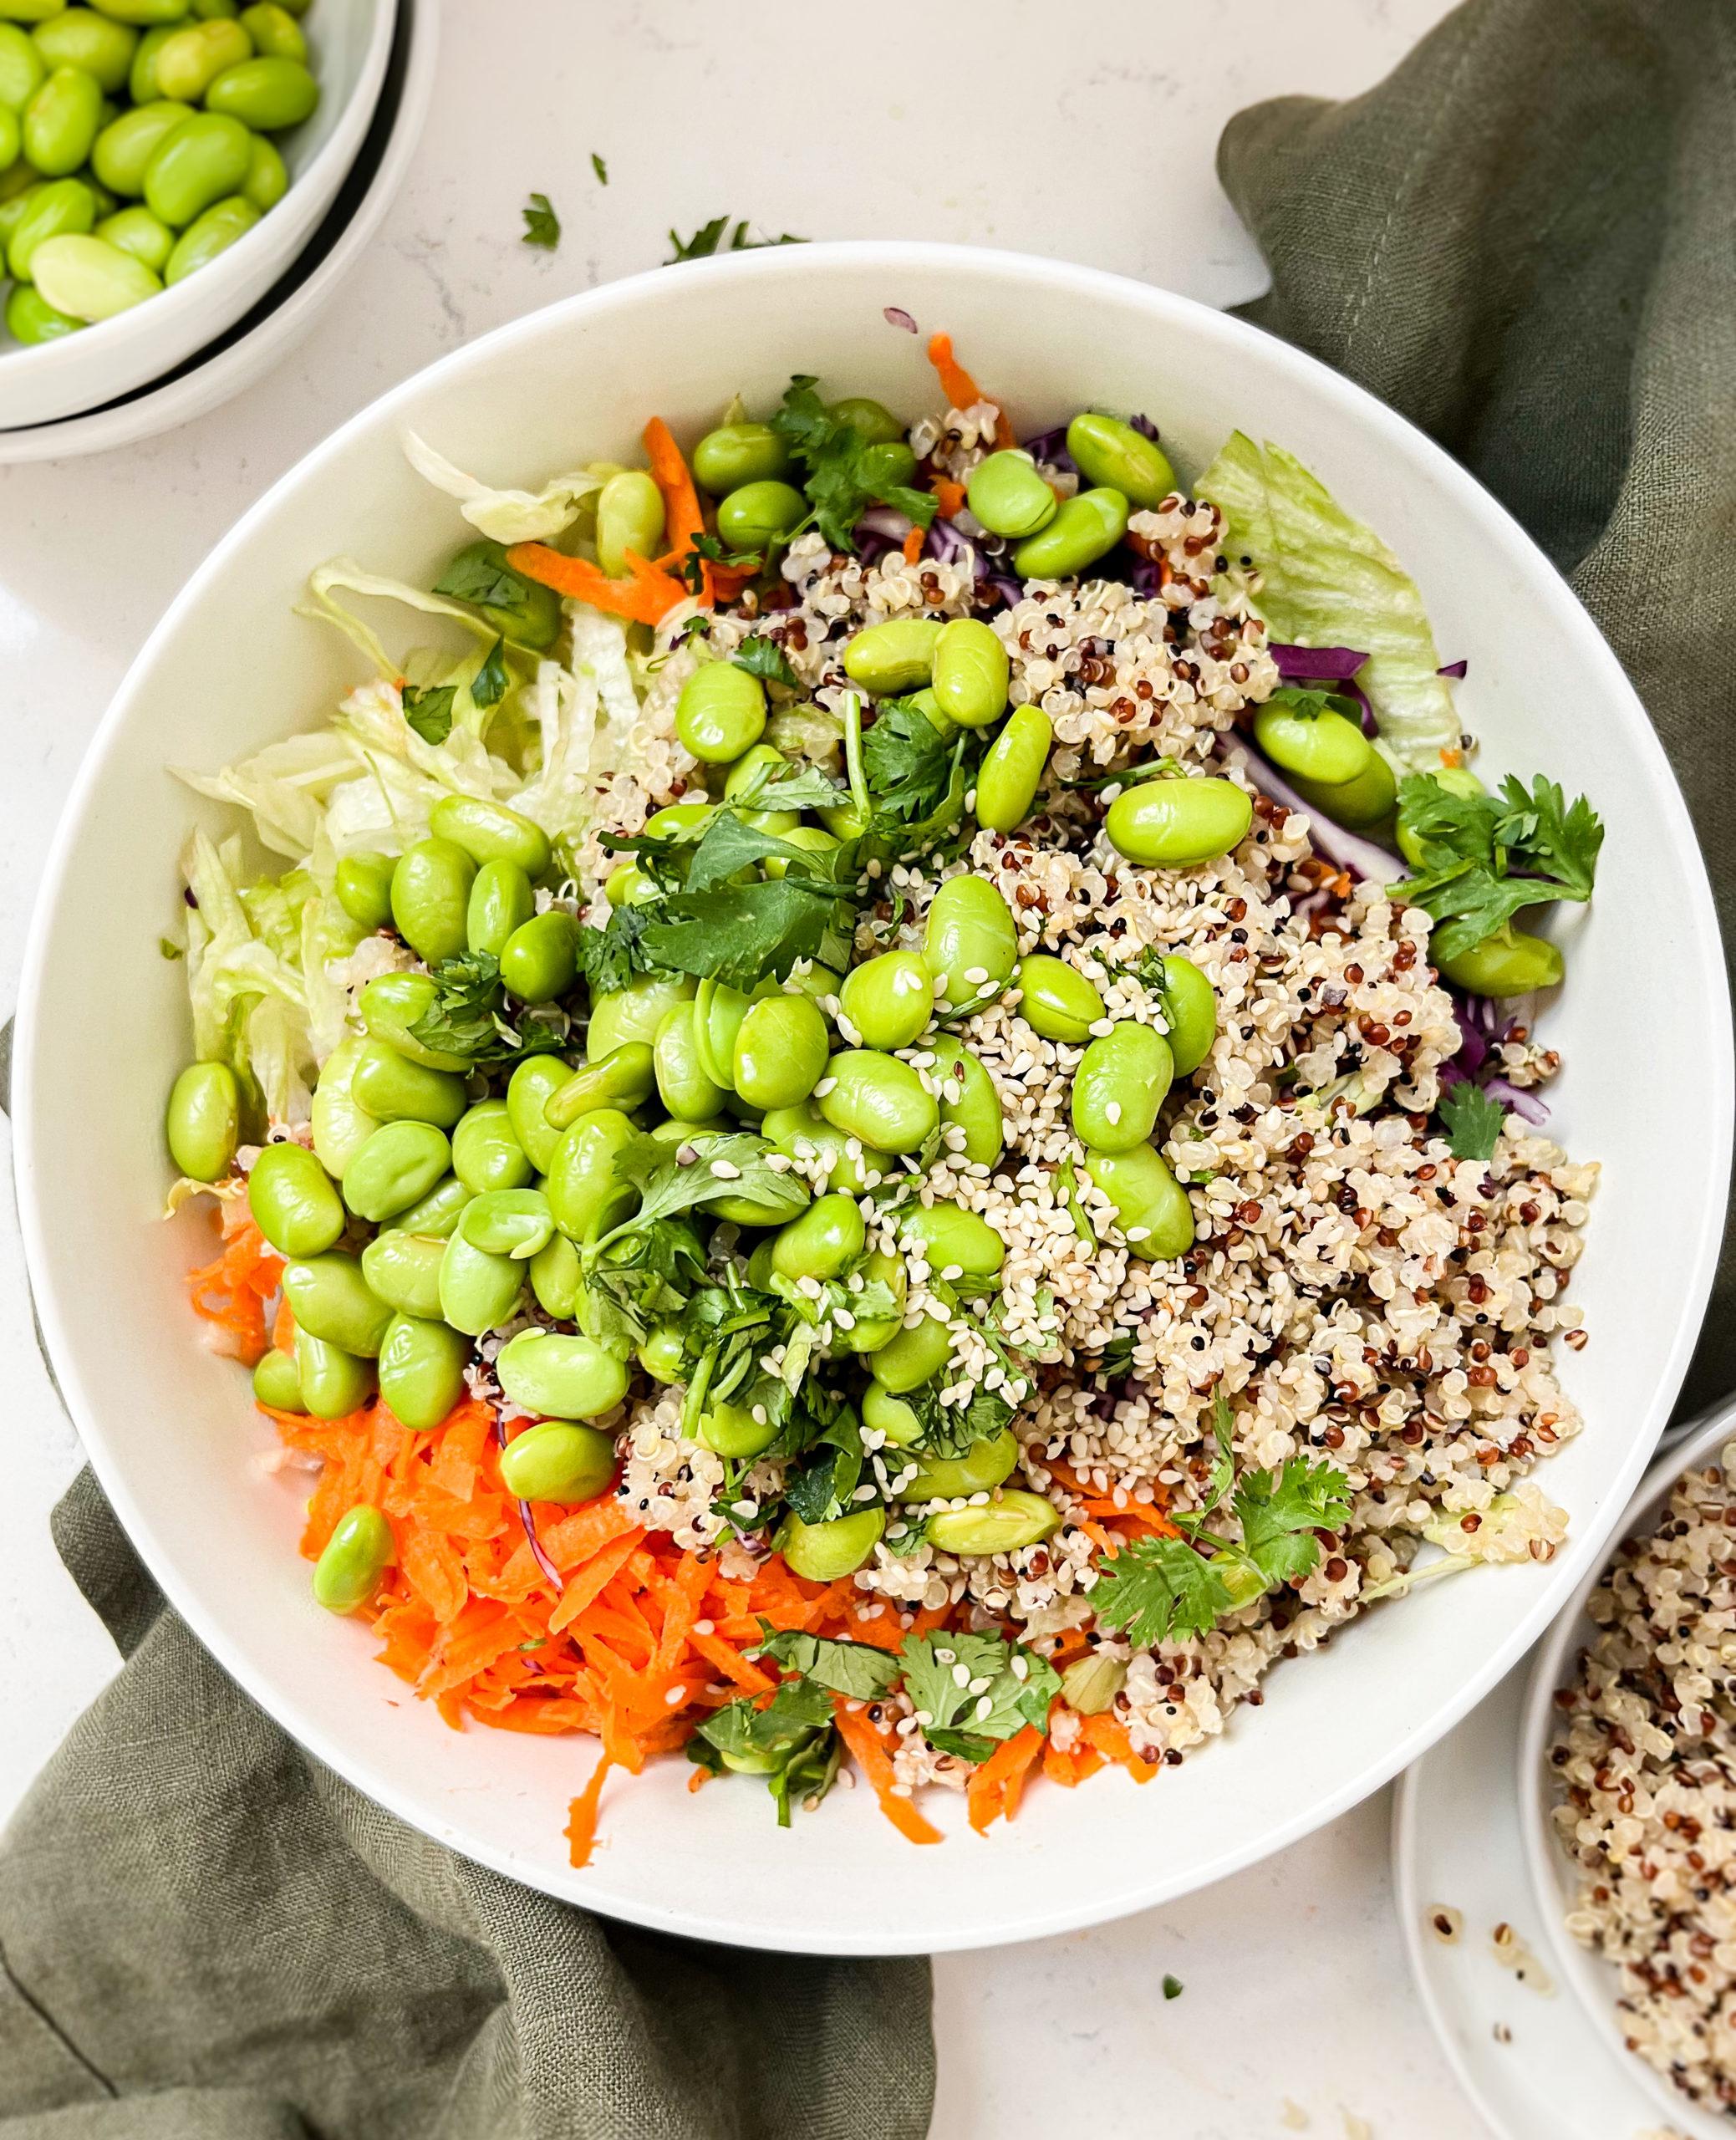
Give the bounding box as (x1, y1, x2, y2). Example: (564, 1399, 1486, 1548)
(95, 199, 170, 266)
(283, 1252, 393, 1356)
(690, 978, 750, 1089)
(498, 910, 576, 1003)
(350, 1040, 468, 1130)
(237, 2, 303, 60)
(926, 1490, 1059, 1556)
(0, 176, 39, 255)
(311, 1505, 395, 1613)
(439, 537, 562, 650)
(722, 741, 797, 830)
(394, 1174, 472, 1239)
(761, 1100, 890, 1196)
(0, 0, 66, 21)
(923, 873, 1018, 1010)
(859, 438, 918, 492)
(8, 172, 94, 278)
(438, 1232, 524, 1337)
(193, 1, 242, 21)
(30, 227, 157, 314)
(295, 1332, 374, 1419)
(1066, 412, 1177, 510)
(495, 1329, 629, 1421)
(309, 1037, 379, 1179)
(699, 1397, 779, 1460)
(1011, 486, 1128, 580)
(429, 792, 552, 879)
(675, 660, 766, 763)
(357, 971, 471, 1073)
(1150, 953, 1215, 1075)
(1435, 925, 1563, 997)
(359, 1230, 447, 1320)
(839, 950, 931, 1050)
(833, 1248, 906, 1353)
(1015, 955, 1104, 1044)
(3, 249, 84, 334)
(546, 1106, 638, 1241)
(0, 23, 45, 110)
(389, 837, 474, 966)
(0, 99, 15, 160)
(239, 126, 282, 207)
(543, 1043, 654, 1138)
(161, 185, 252, 278)
(817, 1048, 937, 1154)
(23, 64, 103, 176)
(733, 993, 830, 1109)
(142, 104, 247, 224)
(208, 50, 319, 131)
(528, 1232, 583, 1320)
(1105, 775, 1253, 869)
(588, 973, 694, 1057)
(247, 1139, 344, 1257)
(637, 1323, 685, 1383)
(904, 1202, 1006, 1282)
(930, 617, 1008, 729)
(692, 420, 790, 495)
(451, 1099, 532, 1195)
(779, 1507, 884, 1582)
(504, 1052, 571, 1172)
(1084, 1144, 1194, 1259)
(604, 861, 654, 907)
(644, 798, 714, 838)
(862, 1380, 922, 1446)
(1291, 748, 1397, 833)
(1072, 1021, 1173, 1153)
(93, 0, 211, 27)
(465, 857, 535, 959)
(342, 1120, 451, 1224)
(890, 1426, 1019, 1501)
(928, 1037, 1003, 1165)
(151, 18, 247, 101)
(377, 1314, 470, 1432)
(869, 1312, 953, 1394)
(458, 1187, 554, 1259)
(654, 1001, 727, 1122)
(334, 849, 394, 930)
(770, 1191, 865, 1282)
(965, 448, 1057, 539)
(33, 9, 138, 94)
(252, 1346, 304, 1413)
(715, 478, 805, 556)
(830, 395, 904, 444)
(499, 1419, 617, 1503)
(1253, 698, 1372, 790)
(593, 467, 664, 578)
(843, 617, 943, 695)
(165, 1059, 239, 1180)
(127, 20, 176, 100)
(762, 824, 837, 882)
(975, 703, 1051, 833)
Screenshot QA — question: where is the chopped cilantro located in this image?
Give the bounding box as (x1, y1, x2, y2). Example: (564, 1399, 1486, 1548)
(747, 1623, 901, 1701)
(432, 549, 534, 609)
(688, 1679, 838, 1827)
(590, 151, 607, 185)
(406, 953, 568, 1063)
(665, 216, 807, 264)
(732, 635, 800, 689)
(1391, 772, 1601, 960)
(681, 532, 761, 595)
(637, 874, 844, 989)
(1163, 1974, 1184, 2001)
(863, 697, 964, 823)
(471, 634, 508, 710)
(1436, 1080, 1506, 1160)
(770, 375, 937, 549)
(521, 191, 561, 251)
(400, 680, 455, 745)
(901, 1632, 1061, 1764)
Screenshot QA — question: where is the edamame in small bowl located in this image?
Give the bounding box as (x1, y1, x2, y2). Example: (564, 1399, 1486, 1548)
(18, 249, 1723, 1950)
(0, 0, 391, 427)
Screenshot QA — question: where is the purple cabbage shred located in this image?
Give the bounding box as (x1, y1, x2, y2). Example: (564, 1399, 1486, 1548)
(883, 305, 919, 334)
(492, 1414, 565, 1592)
(1438, 659, 1469, 679)
(1020, 424, 1077, 476)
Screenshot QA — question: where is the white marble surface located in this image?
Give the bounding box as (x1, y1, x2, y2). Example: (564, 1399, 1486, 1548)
(0, 2, 1486, 2132)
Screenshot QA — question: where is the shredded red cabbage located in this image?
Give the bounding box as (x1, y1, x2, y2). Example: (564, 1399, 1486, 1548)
(1020, 424, 1077, 476)
(492, 1413, 565, 1592)
(1438, 659, 1468, 679)
(883, 305, 918, 334)
(1271, 643, 1368, 684)
(1128, 413, 1161, 441)
(1483, 1074, 1549, 1126)
(1225, 741, 1403, 884)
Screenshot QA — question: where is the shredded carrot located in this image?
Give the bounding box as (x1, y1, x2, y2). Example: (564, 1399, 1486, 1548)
(187, 1215, 279, 1364)
(900, 525, 925, 564)
(932, 476, 965, 522)
(565, 1751, 614, 1867)
(966, 1725, 1045, 1834)
(925, 332, 1016, 448)
(833, 1702, 942, 1845)
(504, 542, 689, 625)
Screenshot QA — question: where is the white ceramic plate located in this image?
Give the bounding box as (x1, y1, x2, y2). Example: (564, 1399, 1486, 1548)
(0, 0, 393, 430)
(1515, 1400, 1736, 2138)
(13, 247, 1731, 1953)
(0, 0, 433, 461)
(1394, 1665, 1679, 2140)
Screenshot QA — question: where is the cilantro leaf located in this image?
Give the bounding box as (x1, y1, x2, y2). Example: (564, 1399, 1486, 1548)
(666, 216, 807, 264)
(407, 952, 568, 1063)
(1261, 684, 1366, 725)
(1493, 774, 1602, 900)
(784, 1409, 866, 1526)
(433, 549, 535, 609)
(1090, 1535, 1236, 1646)
(904, 1380, 1016, 1460)
(681, 809, 827, 895)
(604, 1131, 808, 1238)
(900, 1633, 1061, 1757)
(1436, 1080, 1506, 1160)
(590, 151, 607, 185)
(637, 876, 842, 988)
(1391, 772, 1602, 961)
(689, 1680, 837, 1825)
(471, 634, 508, 710)
(748, 1623, 900, 1701)
(1231, 1457, 1352, 1589)
(863, 697, 962, 823)
(521, 192, 561, 250)
(1163, 1974, 1184, 2001)
(732, 635, 800, 689)
(722, 759, 846, 815)
(770, 375, 936, 550)
(681, 532, 761, 595)
(572, 903, 663, 995)
(400, 680, 455, 745)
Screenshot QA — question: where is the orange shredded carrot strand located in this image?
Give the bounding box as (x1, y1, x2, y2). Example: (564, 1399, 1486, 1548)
(833, 1702, 942, 1845)
(966, 1725, 1044, 1834)
(566, 1752, 614, 1867)
(925, 331, 1016, 448)
(643, 416, 705, 566)
(932, 476, 965, 522)
(504, 542, 688, 625)
(900, 525, 924, 564)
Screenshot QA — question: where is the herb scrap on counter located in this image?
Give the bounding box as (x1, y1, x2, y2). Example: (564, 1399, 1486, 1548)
(590, 151, 608, 185)
(520, 191, 561, 251)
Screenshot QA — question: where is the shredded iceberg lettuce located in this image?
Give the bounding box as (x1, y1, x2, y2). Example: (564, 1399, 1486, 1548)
(181, 831, 319, 1125)
(1196, 432, 1459, 767)
(402, 431, 606, 545)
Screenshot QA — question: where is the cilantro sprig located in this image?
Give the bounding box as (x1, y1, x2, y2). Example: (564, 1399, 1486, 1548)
(666, 216, 807, 264)
(1436, 1080, 1506, 1161)
(1391, 772, 1602, 960)
(900, 1632, 1061, 1764)
(770, 375, 938, 549)
(406, 952, 566, 1062)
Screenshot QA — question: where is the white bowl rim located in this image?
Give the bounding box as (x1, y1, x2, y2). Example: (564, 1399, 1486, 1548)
(1516, 1396, 1736, 2138)
(0, 0, 394, 398)
(15, 242, 1733, 1951)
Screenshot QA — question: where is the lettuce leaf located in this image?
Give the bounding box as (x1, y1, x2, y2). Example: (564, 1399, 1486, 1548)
(401, 431, 606, 545)
(1196, 432, 1458, 767)
(181, 832, 317, 1125)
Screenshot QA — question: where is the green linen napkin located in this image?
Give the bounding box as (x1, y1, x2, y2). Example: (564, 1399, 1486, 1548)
(1218, 0, 1736, 1416)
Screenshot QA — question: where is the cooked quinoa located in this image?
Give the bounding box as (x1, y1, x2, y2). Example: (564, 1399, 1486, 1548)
(1550, 1444, 1736, 2117)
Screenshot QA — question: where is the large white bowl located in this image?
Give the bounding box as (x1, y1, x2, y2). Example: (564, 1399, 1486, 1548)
(14, 245, 1730, 1954)
(0, 0, 393, 430)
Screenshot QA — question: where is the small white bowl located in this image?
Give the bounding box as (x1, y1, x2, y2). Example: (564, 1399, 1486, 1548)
(0, 0, 433, 461)
(1519, 1400, 1736, 2140)
(0, 0, 394, 430)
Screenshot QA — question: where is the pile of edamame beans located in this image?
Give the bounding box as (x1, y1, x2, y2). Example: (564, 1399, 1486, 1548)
(0, 0, 318, 345)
